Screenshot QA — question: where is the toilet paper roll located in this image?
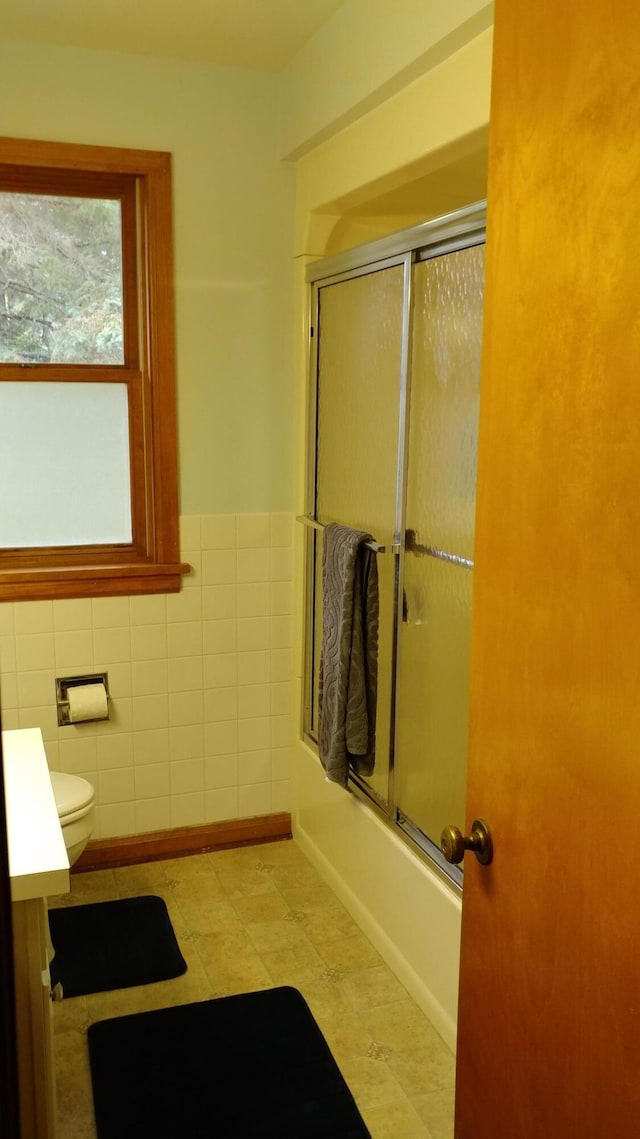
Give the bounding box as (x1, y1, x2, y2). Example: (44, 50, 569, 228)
(67, 682, 109, 723)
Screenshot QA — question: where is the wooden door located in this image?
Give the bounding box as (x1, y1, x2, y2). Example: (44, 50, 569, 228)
(455, 1, 640, 1135)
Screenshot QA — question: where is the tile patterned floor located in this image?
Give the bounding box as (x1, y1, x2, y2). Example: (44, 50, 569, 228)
(50, 839, 455, 1139)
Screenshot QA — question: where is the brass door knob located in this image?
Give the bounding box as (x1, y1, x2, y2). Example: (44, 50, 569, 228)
(440, 818, 493, 866)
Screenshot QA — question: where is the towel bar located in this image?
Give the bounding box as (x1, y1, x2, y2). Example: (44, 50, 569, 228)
(405, 529, 474, 568)
(296, 515, 389, 554)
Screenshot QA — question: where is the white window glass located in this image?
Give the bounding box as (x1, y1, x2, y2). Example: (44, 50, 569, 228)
(0, 193, 124, 364)
(0, 382, 132, 547)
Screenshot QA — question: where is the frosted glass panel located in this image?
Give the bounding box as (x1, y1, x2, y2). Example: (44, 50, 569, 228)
(314, 266, 404, 802)
(395, 557, 473, 841)
(316, 266, 403, 535)
(0, 382, 132, 547)
(408, 246, 484, 559)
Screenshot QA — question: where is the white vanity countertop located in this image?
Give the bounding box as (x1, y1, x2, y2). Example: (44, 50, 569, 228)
(2, 727, 70, 902)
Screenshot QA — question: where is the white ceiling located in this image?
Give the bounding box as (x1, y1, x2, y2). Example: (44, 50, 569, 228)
(2, 0, 348, 70)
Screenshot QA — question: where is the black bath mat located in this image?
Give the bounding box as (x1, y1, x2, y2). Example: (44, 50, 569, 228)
(88, 985, 370, 1139)
(49, 895, 187, 998)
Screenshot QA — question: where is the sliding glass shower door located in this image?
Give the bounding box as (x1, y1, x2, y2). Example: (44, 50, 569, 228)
(309, 261, 408, 806)
(303, 207, 485, 881)
(394, 245, 484, 858)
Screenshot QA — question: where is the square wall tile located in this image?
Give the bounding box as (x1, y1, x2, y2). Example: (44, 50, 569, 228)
(171, 792, 205, 828)
(92, 597, 131, 629)
(97, 733, 134, 771)
(17, 669, 55, 709)
(203, 620, 237, 655)
(93, 627, 131, 664)
(237, 684, 270, 720)
(270, 547, 293, 581)
(14, 601, 54, 635)
(169, 724, 203, 761)
(133, 728, 170, 766)
(237, 617, 270, 653)
(98, 768, 135, 804)
(168, 656, 203, 693)
(0, 636, 17, 674)
(167, 622, 202, 658)
(132, 694, 169, 732)
(204, 686, 237, 723)
(135, 762, 170, 799)
(204, 719, 238, 757)
(271, 780, 290, 813)
(237, 548, 270, 584)
(170, 758, 204, 795)
(135, 797, 171, 834)
(16, 633, 55, 672)
(271, 616, 293, 650)
(205, 787, 239, 822)
(130, 595, 167, 626)
(202, 585, 237, 621)
(270, 513, 292, 548)
(238, 783, 271, 818)
(204, 753, 238, 790)
(237, 513, 270, 548)
(166, 588, 202, 624)
(272, 747, 292, 781)
(131, 624, 167, 662)
(203, 653, 237, 689)
(98, 802, 136, 839)
(132, 660, 168, 697)
(54, 630, 94, 670)
(270, 582, 292, 616)
(202, 549, 237, 586)
(238, 717, 270, 753)
(168, 690, 203, 727)
(239, 750, 271, 785)
(237, 583, 270, 619)
(201, 513, 236, 550)
(237, 651, 270, 686)
(271, 682, 292, 716)
(53, 599, 93, 632)
(59, 736, 98, 775)
(271, 649, 293, 684)
(0, 604, 15, 636)
(0, 672, 18, 709)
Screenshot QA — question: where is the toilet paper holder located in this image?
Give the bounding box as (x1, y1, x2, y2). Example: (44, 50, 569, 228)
(56, 673, 110, 726)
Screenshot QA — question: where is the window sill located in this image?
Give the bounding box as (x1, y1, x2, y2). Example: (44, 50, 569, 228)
(0, 562, 192, 602)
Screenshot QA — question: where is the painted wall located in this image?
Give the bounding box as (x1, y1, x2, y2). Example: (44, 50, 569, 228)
(290, 28, 493, 1051)
(278, 0, 493, 158)
(0, 37, 295, 516)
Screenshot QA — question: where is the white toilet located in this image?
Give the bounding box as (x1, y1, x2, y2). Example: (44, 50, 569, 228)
(50, 771, 95, 866)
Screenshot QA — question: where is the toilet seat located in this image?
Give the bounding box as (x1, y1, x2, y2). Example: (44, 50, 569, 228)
(50, 771, 95, 819)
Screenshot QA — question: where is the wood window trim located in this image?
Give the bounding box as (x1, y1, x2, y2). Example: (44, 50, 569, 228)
(0, 136, 189, 601)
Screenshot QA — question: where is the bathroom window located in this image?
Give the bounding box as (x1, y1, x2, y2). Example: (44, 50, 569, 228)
(0, 137, 186, 600)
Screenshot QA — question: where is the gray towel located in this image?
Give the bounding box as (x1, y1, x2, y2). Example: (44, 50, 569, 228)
(318, 523, 379, 788)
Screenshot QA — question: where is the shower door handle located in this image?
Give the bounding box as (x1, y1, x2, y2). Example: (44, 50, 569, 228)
(440, 818, 493, 866)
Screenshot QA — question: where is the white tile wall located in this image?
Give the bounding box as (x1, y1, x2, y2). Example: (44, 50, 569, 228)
(0, 513, 294, 840)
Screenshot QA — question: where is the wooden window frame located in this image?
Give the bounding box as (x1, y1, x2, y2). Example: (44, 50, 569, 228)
(0, 136, 188, 601)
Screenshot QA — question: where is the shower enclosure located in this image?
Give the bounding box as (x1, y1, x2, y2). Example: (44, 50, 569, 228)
(301, 203, 485, 887)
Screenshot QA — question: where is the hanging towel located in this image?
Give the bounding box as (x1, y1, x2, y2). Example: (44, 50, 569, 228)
(318, 522, 379, 788)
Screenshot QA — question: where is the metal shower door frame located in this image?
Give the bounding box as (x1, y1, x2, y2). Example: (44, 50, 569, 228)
(301, 201, 486, 884)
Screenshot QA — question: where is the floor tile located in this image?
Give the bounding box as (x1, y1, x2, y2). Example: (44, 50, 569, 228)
(51, 838, 456, 1138)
